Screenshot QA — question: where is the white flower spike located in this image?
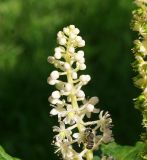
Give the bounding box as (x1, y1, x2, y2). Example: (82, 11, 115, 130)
(48, 25, 113, 160)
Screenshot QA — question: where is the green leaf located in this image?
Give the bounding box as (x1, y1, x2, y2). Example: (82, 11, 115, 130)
(98, 141, 145, 160)
(0, 146, 20, 160)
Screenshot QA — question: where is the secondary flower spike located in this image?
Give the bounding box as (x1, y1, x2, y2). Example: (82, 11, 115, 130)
(131, 0, 147, 159)
(48, 25, 113, 160)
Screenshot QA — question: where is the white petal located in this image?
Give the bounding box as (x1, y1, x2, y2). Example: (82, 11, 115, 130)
(53, 126, 60, 132)
(50, 108, 58, 115)
(93, 108, 100, 113)
(86, 112, 91, 118)
(73, 133, 79, 139)
(86, 104, 94, 112)
(89, 97, 99, 105)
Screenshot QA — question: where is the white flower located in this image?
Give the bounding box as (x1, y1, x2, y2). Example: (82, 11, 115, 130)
(86, 104, 94, 112)
(99, 111, 112, 131)
(48, 25, 113, 159)
(82, 97, 100, 118)
(50, 106, 66, 119)
(54, 140, 76, 160)
(53, 122, 72, 142)
(63, 105, 80, 124)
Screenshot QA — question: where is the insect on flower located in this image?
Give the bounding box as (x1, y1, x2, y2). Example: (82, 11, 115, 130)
(84, 128, 95, 149)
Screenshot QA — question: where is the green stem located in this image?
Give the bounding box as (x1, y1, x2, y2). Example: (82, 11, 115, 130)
(65, 46, 92, 159)
(86, 150, 93, 160)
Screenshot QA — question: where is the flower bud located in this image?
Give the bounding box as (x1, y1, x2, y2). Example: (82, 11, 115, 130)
(72, 72, 78, 79)
(55, 47, 64, 53)
(52, 91, 61, 99)
(69, 33, 77, 39)
(65, 83, 72, 92)
(76, 90, 85, 98)
(54, 52, 62, 59)
(48, 96, 59, 104)
(50, 108, 58, 115)
(50, 71, 60, 80)
(47, 77, 56, 85)
(63, 27, 70, 35)
(69, 25, 75, 30)
(80, 75, 91, 84)
(58, 37, 66, 45)
(79, 57, 85, 63)
(64, 62, 70, 70)
(57, 31, 63, 38)
(47, 56, 55, 64)
(79, 63, 86, 70)
(75, 51, 84, 62)
(76, 36, 82, 42)
(77, 50, 84, 57)
(78, 40, 85, 47)
(74, 28, 80, 35)
(68, 47, 75, 54)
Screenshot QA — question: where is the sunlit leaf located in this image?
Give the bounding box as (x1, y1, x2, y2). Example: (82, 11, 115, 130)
(94, 142, 145, 160)
(0, 146, 20, 160)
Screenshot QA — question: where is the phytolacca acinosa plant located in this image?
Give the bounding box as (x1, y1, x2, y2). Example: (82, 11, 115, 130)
(131, 0, 147, 159)
(47, 25, 113, 160)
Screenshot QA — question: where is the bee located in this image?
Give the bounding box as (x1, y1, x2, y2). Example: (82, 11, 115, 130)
(84, 128, 94, 149)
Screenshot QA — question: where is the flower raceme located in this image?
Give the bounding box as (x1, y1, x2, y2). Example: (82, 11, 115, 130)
(131, 0, 147, 159)
(48, 25, 113, 160)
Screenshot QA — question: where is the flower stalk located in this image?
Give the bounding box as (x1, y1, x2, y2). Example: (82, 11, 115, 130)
(131, 0, 147, 159)
(48, 25, 113, 160)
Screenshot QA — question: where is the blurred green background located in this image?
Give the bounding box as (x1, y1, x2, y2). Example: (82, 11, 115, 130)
(0, 0, 142, 159)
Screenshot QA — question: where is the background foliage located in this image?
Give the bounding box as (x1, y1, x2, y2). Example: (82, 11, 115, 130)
(0, 0, 142, 159)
